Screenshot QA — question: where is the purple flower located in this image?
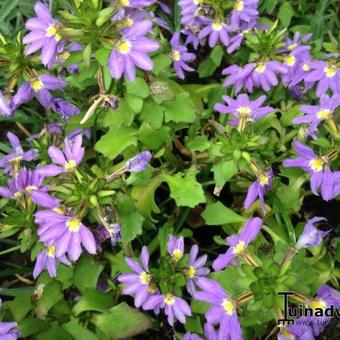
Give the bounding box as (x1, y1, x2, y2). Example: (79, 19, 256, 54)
(305, 61, 340, 96)
(293, 94, 340, 139)
(212, 217, 262, 271)
(0, 299, 19, 340)
(230, 0, 258, 30)
(0, 168, 59, 209)
(167, 235, 184, 262)
(51, 98, 80, 119)
(0, 132, 38, 175)
(214, 94, 275, 132)
(118, 246, 157, 307)
(0, 90, 12, 116)
(125, 151, 152, 172)
(119, 0, 154, 9)
(194, 277, 243, 340)
(244, 169, 273, 213)
(170, 32, 196, 79)
(288, 285, 340, 338)
(143, 293, 191, 326)
(185, 245, 210, 296)
(183, 333, 204, 340)
(283, 141, 337, 201)
(47, 122, 63, 136)
(33, 244, 70, 278)
(108, 20, 159, 81)
(296, 217, 330, 249)
(282, 32, 312, 56)
(179, 0, 203, 26)
(198, 19, 230, 48)
(35, 208, 97, 261)
(23, 2, 63, 67)
(36, 135, 84, 177)
(13, 74, 67, 109)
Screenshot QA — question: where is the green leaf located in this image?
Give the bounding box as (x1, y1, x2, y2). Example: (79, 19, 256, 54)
(73, 289, 114, 315)
(35, 281, 63, 317)
(8, 292, 32, 321)
(141, 99, 164, 129)
(125, 93, 144, 112)
(95, 126, 138, 159)
(36, 324, 73, 340)
(198, 58, 217, 78)
(210, 45, 224, 66)
(152, 54, 172, 75)
(278, 2, 294, 27)
(116, 194, 145, 242)
(63, 319, 98, 340)
(202, 202, 245, 225)
(164, 92, 195, 123)
(18, 318, 50, 338)
(137, 123, 171, 150)
(212, 160, 238, 187)
(95, 48, 111, 66)
(163, 170, 206, 208)
(91, 302, 153, 338)
(73, 255, 104, 293)
(126, 77, 150, 98)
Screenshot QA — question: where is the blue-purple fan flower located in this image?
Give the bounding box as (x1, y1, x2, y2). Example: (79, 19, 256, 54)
(167, 235, 185, 262)
(287, 285, 340, 339)
(305, 61, 340, 96)
(185, 244, 209, 296)
(244, 169, 273, 213)
(118, 246, 157, 307)
(214, 94, 275, 132)
(51, 98, 80, 119)
(33, 244, 70, 278)
(283, 141, 340, 201)
(296, 217, 330, 250)
(118, 0, 154, 9)
(194, 277, 243, 340)
(35, 208, 97, 262)
(36, 134, 84, 177)
(0, 90, 12, 117)
(223, 61, 287, 93)
(23, 1, 63, 67)
(293, 94, 340, 139)
(0, 168, 59, 209)
(230, 0, 258, 30)
(125, 151, 152, 173)
(143, 292, 192, 326)
(108, 20, 159, 81)
(213, 217, 262, 271)
(170, 32, 196, 79)
(13, 74, 67, 110)
(198, 19, 230, 48)
(0, 132, 38, 175)
(0, 299, 19, 340)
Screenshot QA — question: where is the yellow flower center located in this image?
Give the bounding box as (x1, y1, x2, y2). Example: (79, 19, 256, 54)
(120, 0, 130, 6)
(125, 18, 134, 27)
(258, 174, 269, 186)
(324, 65, 336, 78)
(47, 245, 55, 257)
(284, 55, 296, 66)
(255, 63, 266, 73)
(193, 0, 203, 4)
(309, 158, 324, 172)
(25, 185, 38, 192)
(237, 106, 251, 116)
(117, 39, 132, 54)
(172, 50, 181, 61)
(309, 299, 327, 310)
(139, 271, 151, 285)
(234, 0, 244, 11)
(302, 63, 311, 71)
(59, 51, 70, 60)
(53, 207, 65, 215)
(172, 248, 183, 261)
(317, 109, 331, 120)
(186, 266, 196, 278)
(46, 25, 61, 41)
(288, 43, 297, 51)
(222, 298, 235, 315)
(64, 160, 76, 171)
(67, 218, 81, 232)
(10, 155, 23, 163)
(31, 79, 43, 91)
(233, 241, 245, 254)
(164, 293, 175, 305)
(14, 192, 21, 199)
(212, 21, 223, 31)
